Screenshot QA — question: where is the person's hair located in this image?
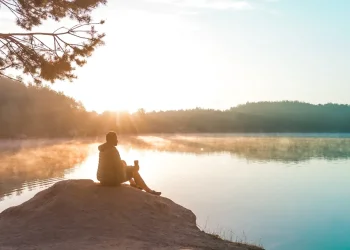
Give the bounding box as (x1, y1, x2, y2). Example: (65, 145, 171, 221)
(106, 131, 117, 143)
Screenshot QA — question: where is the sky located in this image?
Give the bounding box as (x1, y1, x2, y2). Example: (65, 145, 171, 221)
(1, 0, 350, 112)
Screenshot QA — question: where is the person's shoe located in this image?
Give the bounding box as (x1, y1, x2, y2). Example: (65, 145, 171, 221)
(147, 190, 161, 196)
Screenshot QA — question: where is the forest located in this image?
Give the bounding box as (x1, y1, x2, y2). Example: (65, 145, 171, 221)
(1, 78, 350, 138)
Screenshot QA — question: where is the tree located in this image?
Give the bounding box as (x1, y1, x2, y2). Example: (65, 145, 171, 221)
(0, 0, 106, 84)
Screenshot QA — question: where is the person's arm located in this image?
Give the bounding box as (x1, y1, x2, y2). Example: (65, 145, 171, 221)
(113, 148, 126, 179)
(115, 149, 125, 165)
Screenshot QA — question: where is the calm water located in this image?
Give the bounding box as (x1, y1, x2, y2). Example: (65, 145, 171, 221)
(1, 135, 350, 250)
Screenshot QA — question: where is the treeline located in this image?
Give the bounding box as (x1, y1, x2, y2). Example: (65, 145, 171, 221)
(130, 102, 350, 133)
(1, 77, 350, 138)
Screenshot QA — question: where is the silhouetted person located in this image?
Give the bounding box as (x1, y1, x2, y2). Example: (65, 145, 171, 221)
(97, 131, 161, 196)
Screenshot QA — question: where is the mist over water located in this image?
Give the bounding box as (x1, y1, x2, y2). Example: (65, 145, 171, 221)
(1, 134, 350, 250)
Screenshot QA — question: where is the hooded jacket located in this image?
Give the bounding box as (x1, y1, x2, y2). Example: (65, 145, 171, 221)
(97, 143, 125, 184)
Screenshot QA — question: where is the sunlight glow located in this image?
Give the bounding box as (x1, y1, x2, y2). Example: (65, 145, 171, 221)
(41, 0, 350, 112)
(52, 8, 224, 112)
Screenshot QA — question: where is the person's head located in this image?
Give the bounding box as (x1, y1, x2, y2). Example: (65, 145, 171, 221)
(106, 131, 118, 146)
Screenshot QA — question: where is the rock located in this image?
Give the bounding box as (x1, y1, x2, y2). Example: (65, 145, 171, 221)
(0, 180, 263, 250)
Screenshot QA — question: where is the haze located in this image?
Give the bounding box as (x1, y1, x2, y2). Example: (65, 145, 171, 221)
(1, 0, 349, 112)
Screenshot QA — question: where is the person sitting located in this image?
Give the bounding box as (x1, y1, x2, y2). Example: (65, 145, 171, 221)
(97, 131, 161, 196)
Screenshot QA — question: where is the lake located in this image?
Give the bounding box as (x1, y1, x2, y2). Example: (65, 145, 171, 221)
(1, 134, 350, 250)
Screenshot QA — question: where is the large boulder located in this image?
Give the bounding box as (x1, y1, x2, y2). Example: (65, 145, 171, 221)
(0, 180, 262, 250)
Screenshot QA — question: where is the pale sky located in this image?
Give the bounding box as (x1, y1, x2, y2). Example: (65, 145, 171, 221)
(1, 1, 350, 112)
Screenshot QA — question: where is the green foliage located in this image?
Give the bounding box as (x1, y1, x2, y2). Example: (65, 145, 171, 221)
(1, 78, 350, 138)
(0, 78, 85, 137)
(0, 0, 106, 84)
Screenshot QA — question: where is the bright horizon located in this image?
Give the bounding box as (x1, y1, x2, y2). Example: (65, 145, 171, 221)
(1, 1, 350, 113)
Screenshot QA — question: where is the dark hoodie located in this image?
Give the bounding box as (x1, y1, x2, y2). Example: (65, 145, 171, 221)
(97, 143, 125, 184)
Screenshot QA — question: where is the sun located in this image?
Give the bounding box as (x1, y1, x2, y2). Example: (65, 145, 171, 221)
(88, 103, 139, 114)
(76, 87, 142, 114)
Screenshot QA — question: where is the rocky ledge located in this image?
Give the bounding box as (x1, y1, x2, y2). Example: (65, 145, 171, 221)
(0, 180, 263, 250)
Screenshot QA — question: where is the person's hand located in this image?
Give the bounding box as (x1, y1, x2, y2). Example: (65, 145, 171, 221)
(134, 160, 140, 171)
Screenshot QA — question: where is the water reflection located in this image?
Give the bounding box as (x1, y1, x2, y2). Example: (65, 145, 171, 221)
(1, 135, 350, 201)
(124, 135, 350, 162)
(1, 135, 350, 250)
(0, 140, 91, 200)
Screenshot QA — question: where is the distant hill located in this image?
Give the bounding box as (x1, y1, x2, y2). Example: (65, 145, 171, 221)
(1, 77, 350, 137)
(134, 102, 350, 133)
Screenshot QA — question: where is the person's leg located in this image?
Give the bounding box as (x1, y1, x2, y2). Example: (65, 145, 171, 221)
(121, 160, 136, 186)
(123, 165, 142, 189)
(132, 171, 151, 192)
(129, 178, 137, 186)
(133, 170, 161, 196)
(124, 164, 161, 195)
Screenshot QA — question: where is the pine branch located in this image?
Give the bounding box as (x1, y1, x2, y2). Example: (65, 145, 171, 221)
(0, 0, 106, 84)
